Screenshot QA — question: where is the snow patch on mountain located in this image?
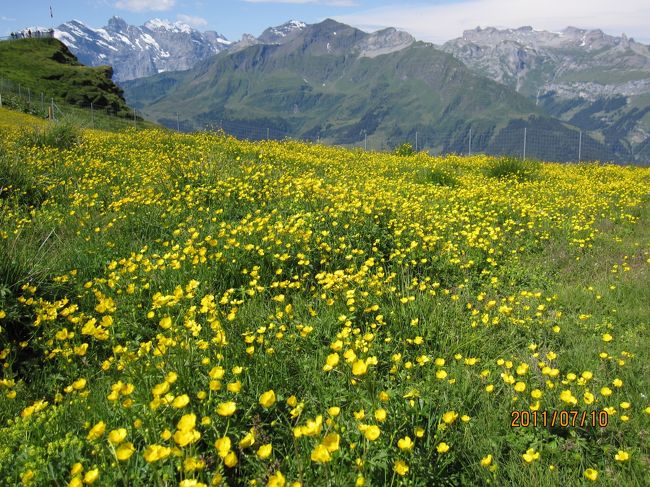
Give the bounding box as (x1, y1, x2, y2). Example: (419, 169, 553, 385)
(53, 16, 230, 82)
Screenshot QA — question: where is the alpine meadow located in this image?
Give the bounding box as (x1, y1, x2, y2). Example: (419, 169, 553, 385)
(0, 106, 649, 486)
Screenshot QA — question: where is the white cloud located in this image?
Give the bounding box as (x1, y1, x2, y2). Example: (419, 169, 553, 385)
(335, 0, 650, 44)
(176, 14, 208, 28)
(243, 0, 357, 6)
(115, 0, 175, 12)
(1, 16, 17, 21)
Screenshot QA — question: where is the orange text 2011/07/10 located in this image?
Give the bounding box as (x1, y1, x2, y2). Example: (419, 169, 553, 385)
(510, 410, 609, 428)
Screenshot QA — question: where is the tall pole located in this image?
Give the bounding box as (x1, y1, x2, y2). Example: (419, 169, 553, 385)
(468, 128, 472, 156)
(523, 127, 527, 160)
(578, 131, 582, 162)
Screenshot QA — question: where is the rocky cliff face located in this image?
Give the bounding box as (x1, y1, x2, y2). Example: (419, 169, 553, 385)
(257, 20, 307, 44)
(54, 17, 231, 82)
(355, 28, 415, 58)
(441, 26, 650, 99)
(441, 26, 650, 161)
(230, 20, 414, 59)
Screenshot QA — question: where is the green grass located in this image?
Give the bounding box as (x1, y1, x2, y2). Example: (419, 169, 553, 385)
(0, 38, 159, 131)
(415, 166, 460, 187)
(485, 157, 541, 181)
(0, 38, 129, 116)
(557, 69, 650, 85)
(0, 111, 648, 486)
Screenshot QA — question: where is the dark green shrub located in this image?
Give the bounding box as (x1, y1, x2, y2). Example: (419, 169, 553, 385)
(485, 157, 540, 181)
(394, 143, 415, 157)
(417, 167, 460, 187)
(17, 120, 81, 150)
(0, 152, 46, 207)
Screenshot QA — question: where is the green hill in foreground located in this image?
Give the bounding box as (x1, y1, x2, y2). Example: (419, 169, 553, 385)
(0, 37, 131, 116)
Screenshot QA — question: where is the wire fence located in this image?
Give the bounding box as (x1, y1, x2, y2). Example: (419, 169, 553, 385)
(0, 29, 55, 42)
(1, 74, 648, 164)
(192, 118, 649, 165)
(0, 77, 148, 131)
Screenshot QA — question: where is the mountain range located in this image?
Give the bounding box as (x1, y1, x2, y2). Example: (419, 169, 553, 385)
(441, 26, 650, 162)
(54, 17, 230, 82)
(40, 17, 650, 163)
(120, 19, 613, 162)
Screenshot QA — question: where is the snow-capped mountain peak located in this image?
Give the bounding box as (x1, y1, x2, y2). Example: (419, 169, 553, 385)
(144, 18, 192, 34)
(258, 20, 307, 44)
(53, 17, 230, 82)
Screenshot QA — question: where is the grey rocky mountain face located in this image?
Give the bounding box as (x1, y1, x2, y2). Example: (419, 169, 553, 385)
(441, 26, 650, 99)
(441, 26, 650, 160)
(54, 17, 231, 82)
(230, 19, 414, 57)
(53, 17, 415, 81)
(258, 20, 307, 44)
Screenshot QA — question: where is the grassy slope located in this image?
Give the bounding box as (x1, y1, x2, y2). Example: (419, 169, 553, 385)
(0, 38, 129, 115)
(0, 38, 160, 131)
(0, 107, 648, 485)
(0, 107, 46, 130)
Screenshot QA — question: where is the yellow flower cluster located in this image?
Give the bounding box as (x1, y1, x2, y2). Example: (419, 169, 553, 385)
(0, 126, 648, 486)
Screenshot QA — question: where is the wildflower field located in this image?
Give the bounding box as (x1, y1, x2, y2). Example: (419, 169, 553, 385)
(0, 115, 649, 486)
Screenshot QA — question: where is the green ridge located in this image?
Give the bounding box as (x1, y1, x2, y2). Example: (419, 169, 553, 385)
(0, 38, 130, 116)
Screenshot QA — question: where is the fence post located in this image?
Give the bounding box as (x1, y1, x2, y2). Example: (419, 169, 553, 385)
(133, 108, 136, 128)
(578, 131, 582, 162)
(523, 127, 527, 160)
(468, 128, 472, 156)
(415, 131, 418, 152)
(0, 93, 2, 108)
(267, 127, 270, 140)
(364, 130, 367, 151)
(177, 112, 180, 132)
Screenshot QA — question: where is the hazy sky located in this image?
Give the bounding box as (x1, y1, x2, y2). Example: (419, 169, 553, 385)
(3, 0, 650, 44)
